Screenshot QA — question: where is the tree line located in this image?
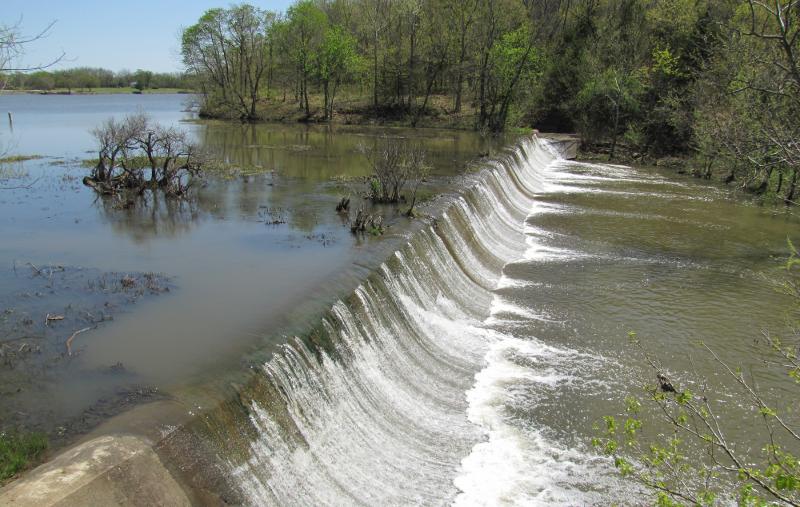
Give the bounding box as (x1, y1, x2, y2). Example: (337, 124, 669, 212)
(181, 0, 545, 131)
(0, 67, 195, 92)
(182, 0, 799, 204)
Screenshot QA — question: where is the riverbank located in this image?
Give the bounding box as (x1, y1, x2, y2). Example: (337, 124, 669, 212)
(199, 92, 539, 133)
(577, 144, 800, 208)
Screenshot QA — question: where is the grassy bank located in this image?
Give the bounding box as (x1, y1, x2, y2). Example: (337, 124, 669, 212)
(0, 431, 47, 483)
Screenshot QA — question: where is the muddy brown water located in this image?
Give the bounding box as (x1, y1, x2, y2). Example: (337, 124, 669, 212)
(0, 93, 504, 443)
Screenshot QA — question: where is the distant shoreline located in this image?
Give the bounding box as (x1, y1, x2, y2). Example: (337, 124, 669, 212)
(0, 87, 195, 96)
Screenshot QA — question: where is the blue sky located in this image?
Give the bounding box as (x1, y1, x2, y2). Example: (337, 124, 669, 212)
(4, 1, 295, 73)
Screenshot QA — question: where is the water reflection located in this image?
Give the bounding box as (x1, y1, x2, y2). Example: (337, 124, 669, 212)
(1, 94, 503, 442)
(89, 120, 504, 243)
(197, 122, 499, 179)
(96, 192, 202, 243)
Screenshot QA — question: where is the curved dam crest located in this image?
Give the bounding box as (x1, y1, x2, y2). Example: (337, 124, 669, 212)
(3, 135, 643, 506)
(225, 136, 623, 505)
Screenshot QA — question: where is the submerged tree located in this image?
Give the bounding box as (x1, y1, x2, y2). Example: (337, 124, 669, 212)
(358, 137, 429, 206)
(85, 113, 205, 198)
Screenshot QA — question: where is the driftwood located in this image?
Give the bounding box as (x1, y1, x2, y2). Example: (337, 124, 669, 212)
(27, 262, 44, 276)
(336, 196, 350, 213)
(0, 176, 42, 190)
(65, 326, 94, 356)
(82, 176, 120, 195)
(45, 314, 64, 326)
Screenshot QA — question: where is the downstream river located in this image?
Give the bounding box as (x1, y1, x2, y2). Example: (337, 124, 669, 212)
(1, 94, 798, 504)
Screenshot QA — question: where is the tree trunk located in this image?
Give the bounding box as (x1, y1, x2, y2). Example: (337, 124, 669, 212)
(323, 81, 330, 121)
(785, 168, 798, 205)
(412, 66, 438, 127)
(373, 34, 379, 112)
(303, 71, 309, 116)
(407, 14, 417, 112)
(454, 27, 468, 113)
(610, 101, 620, 159)
(454, 72, 464, 113)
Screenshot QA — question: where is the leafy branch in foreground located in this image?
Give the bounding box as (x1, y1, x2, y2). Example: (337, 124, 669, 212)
(595, 241, 800, 506)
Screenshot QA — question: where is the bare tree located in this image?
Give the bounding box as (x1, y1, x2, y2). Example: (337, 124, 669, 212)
(86, 114, 205, 198)
(1, 19, 64, 158)
(358, 137, 427, 203)
(0, 19, 64, 78)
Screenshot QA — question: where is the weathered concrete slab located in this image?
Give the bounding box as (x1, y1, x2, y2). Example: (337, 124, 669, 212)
(0, 435, 191, 507)
(539, 133, 579, 159)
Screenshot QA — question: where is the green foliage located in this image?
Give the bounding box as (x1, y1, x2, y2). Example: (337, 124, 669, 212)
(481, 23, 543, 131)
(575, 67, 643, 153)
(174, 0, 800, 195)
(316, 27, 360, 85)
(368, 177, 382, 199)
(316, 26, 363, 119)
(0, 431, 47, 481)
(596, 250, 800, 505)
(182, 5, 274, 120)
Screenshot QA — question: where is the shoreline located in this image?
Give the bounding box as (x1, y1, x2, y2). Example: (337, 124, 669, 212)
(0, 88, 195, 96)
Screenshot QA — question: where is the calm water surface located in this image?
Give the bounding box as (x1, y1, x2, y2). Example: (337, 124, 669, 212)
(0, 93, 501, 439)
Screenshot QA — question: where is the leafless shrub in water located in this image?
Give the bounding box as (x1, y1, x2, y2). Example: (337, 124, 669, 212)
(86, 113, 206, 198)
(358, 137, 430, 210)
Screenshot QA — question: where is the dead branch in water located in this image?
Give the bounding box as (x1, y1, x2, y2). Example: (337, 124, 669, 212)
(65, 326, 94, 356)
(45, 313, 64, 326)
(0, 176, 42, 190)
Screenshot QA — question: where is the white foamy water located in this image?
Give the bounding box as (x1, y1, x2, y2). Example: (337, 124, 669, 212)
(451, 140, 625, 506)
(228, 137, 634, 506)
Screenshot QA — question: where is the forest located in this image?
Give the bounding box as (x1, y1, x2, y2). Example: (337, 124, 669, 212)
(182, 0, 799, 204)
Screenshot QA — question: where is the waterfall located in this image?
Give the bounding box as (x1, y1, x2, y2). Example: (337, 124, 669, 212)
(225, 137, 618, 506)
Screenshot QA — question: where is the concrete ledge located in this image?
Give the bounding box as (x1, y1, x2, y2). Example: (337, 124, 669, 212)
(539, 133, 579, 159)
(0, 435, 190, 506)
